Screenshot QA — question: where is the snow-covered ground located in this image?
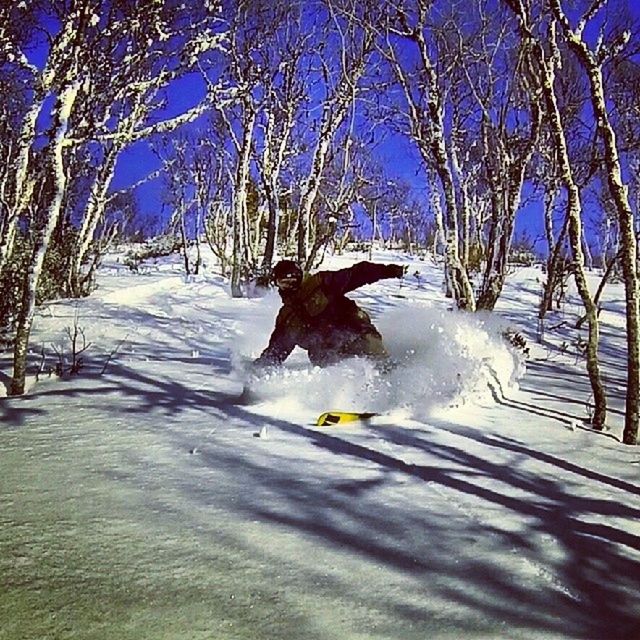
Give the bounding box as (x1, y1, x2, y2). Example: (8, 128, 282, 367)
(1, 249, 639, 640)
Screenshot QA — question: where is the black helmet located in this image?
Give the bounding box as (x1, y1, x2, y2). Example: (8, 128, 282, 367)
(272, 259, 302, 282)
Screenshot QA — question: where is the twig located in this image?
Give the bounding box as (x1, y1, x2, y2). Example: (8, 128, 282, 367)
(100, 333, 130, 375)
(35, 343, 47, 381)
(51, 342, 65, 376)
(67, 323, 92, 374)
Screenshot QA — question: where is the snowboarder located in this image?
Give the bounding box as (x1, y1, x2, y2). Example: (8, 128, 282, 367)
(253, 259, 406, 368)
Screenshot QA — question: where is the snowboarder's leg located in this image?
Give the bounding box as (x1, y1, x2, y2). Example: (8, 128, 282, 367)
(342, 331, 389, 361)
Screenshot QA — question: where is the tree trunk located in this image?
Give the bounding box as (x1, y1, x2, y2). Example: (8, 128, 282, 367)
(449, 135, 471, 266)
(298, 110, 338, 267)
(511, 0, 606, 428)
(417, 16, 478, 309)
(369, 203, 377, 260)
(179, 209, 190, 276)
(261, 179, 279, 275)
(193, 210, 202, 276)
(567, 192, 607, 429)
(230, 105, 256, 298)
(590, 74, 640, 442)
(69, 144, 119, 296)
(11, 80, 80, 395)
(298, 28, 373, 268)
(259, 96, 296, 276)
(539, 185, 567, 330)
(430, 178, 447, 259)
(431, 140, 476, 310)
(550, 0, 638, 442)
(476, 100, 539, 311)
(538, 215, 569, 340)
(0, 96, 45, 274)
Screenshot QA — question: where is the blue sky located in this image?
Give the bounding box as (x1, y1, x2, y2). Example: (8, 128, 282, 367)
(23, 1, 639, 251)
(107, 2, 639, 253)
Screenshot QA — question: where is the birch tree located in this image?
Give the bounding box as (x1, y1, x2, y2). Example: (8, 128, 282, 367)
(4, 0, 227, 395)
(10, 79, 83, 395)
(454, 14, 541, 311)
(156, 136, 200, 276)
(0, 1, 81, 275)
(296, 0, 376, 268)
(193, 133, 232, 276)
(65, 0, 228, 296)
(304, 93, 377, 265)
(507, 0, 607, 430)
(378, 0, 476, 309)
(214, 0, 276, 296)
(531, 51, 596, 329)
(550, 0, 639, 444)
(5, 1, 101, 395)
(253, 14, 309, 276)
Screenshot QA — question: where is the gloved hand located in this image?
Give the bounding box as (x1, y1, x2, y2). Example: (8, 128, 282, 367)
(387, 264, 408, 278)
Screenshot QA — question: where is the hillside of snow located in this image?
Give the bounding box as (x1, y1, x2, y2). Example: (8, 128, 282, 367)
(1, 249, 639, 640)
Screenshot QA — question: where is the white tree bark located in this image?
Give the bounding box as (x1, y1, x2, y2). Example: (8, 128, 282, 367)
(0, 4, 81, 273)
(257, 45, 304, 274)
(297, 1, 374, 267)
(69, 144, 119, 295)
(230, 100, 257, 297)
(11, 79, 81, 395)
(0, 98, 44, 274)
(550, 0, 638, 443)
(5, 1, 229, 393)
(381, 1, 476, 309)
(508, 0, 607, 428)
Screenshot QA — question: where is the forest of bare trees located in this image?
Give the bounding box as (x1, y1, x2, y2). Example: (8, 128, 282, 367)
(1, 0, 639, 444)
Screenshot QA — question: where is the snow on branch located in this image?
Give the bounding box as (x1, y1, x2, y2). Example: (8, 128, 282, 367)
(82, 85, 237, 146)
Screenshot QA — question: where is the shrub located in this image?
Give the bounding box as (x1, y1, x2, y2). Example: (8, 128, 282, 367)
(123, 235, 183, 271)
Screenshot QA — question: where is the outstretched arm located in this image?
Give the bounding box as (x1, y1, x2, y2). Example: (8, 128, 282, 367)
(320, 261, 406, 295)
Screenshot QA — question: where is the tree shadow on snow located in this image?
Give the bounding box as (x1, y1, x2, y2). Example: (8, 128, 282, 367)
(5, 354, 640, 639)
(153, 396, 640, 640)
(494, 358, 626, 429)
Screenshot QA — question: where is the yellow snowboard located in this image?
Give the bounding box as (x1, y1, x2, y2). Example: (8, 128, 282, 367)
(316, 411, 378, 426)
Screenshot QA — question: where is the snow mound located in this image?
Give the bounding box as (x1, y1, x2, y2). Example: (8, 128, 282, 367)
(236, 305, 525, 420)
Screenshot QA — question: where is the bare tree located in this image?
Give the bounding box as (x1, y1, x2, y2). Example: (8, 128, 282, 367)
(214, 0, 280, 296)
(0, 1, 79, 275)
(378, 0, 476, 309)
(11, 76, 83, 395)
(253, 8, 310, 276)
(4, 0, 227, 395)
(65, 1, 228, 295)
(193, 134, 232, 276)
(296, 0, 376, 269)
(507, 0, 607, 430)
(306, 108, 370, 265)
(456, 13, 542, 311)
(156, 137, 199, 276)
(550, 0, 639, 443)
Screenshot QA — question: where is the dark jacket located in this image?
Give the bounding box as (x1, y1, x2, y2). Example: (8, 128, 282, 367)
(256, 261, 403, 367)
